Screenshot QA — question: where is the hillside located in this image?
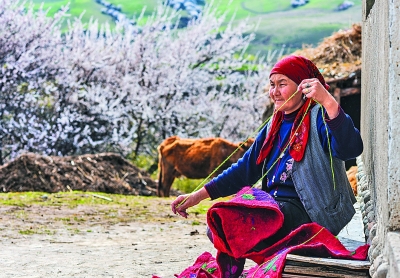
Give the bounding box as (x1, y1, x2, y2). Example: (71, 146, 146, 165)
(31, 0, 361, 55)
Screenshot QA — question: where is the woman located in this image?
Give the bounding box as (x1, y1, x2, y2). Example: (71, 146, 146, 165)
(171, 55, 363, 242)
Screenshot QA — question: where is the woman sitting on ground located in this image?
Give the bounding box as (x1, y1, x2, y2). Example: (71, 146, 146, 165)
(171, 54, 363, 255)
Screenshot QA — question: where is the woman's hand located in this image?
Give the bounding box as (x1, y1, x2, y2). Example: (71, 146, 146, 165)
(171, 187, 210, 218)
(299, 78, 339, 119)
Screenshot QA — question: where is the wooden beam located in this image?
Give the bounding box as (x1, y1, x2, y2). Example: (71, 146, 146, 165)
(286, 254, 371, 270)
(282, 254, 370, 278)
(325, 69, 361, 84)
(282, 274, 325, 278)
(333, 87, 341, 104)
(283, 264, 369, 278)
(341, 87, 361, 97)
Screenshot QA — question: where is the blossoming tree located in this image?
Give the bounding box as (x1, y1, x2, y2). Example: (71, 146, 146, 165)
(0, 0, 271, 164)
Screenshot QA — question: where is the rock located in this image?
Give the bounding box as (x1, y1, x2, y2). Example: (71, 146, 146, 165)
(375, 262, 389, 278)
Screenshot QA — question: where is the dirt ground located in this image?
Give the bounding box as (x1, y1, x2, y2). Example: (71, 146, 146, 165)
(0, 197, 224, 278)
(0, 152, 216, 277)
(0, 195, 366, 278)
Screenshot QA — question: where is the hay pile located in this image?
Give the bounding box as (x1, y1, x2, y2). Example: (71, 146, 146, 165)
(0, 152, 158, 196)
(293, 24, 361, 81)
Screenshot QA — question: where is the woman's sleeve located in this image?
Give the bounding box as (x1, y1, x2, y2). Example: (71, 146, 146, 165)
(204, 128, 266, 200)
(317, 106, 363, 161)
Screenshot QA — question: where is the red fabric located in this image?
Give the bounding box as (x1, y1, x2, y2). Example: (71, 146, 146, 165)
(256, 98, 315, 165)
(207, 187, 284, 258)
(165, 187, 369, 278)
(170, 224, 369, 278)
(270, 55, 330, 90)
(173, 251, 221, 278)
(244, 222, 369, 277)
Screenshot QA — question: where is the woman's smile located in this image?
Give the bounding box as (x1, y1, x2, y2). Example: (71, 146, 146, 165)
(269, 73, 303, 114)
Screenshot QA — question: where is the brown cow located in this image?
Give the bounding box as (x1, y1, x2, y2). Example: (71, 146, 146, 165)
(157, 136, 255, 197)
(346, 165, 358, 196)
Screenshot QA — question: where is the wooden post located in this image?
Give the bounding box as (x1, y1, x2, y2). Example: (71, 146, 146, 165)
(333, 87, 341, 105)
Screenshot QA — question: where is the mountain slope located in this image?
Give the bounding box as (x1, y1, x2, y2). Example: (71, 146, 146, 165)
(31, 0, 362, 55)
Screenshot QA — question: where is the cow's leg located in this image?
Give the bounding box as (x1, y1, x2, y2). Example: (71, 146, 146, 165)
(158, 159, 176, 197)
(157, 164, 164, 197)
(162, 170, 176, 197)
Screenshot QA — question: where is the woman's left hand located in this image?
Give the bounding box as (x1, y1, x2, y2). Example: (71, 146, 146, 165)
(299, 78, 340, 119)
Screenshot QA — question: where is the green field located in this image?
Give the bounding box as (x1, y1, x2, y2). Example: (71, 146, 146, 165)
(30, 0, 362, 54)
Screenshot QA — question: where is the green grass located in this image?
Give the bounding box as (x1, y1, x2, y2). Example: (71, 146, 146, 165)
(0, 190, 215, 216)
(107, 0, 160, 17)
(29, 0, 362, 54)
(128, 154, 206, 194)
(128, 153, 158, 178)
(172, 177, 205, 194)
(0, 190, 214, 235)
(19, 227, 56, 235)
(19, 229, 36, 235)
(0, 191, 143, 207)
(247, 1, 361, 52)
(0, 189, 235, 238)
(31, 0, 169, 26)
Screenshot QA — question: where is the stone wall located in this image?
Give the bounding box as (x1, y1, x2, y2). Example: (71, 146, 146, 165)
(361, 0, 400, 277)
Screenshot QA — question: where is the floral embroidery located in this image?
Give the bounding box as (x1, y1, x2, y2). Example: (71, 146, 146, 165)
(200, 262, 217, 274)
(292, 142, 302, 151)
(263, 254, 280, 273)
(291, 122, 307, 153)
(280, 158, 294, 182)
(280, 172, 288, 182)
(224, 264, 238, 278)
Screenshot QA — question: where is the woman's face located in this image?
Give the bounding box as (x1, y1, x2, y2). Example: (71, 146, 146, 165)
(269, 73, 304, 114)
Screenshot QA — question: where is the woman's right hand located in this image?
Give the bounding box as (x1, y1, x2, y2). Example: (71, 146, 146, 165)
(170, 187, 210, 218)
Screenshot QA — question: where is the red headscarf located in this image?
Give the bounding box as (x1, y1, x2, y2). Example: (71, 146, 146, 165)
(256, 55, 329, 164)
(269, 55, 330, 90)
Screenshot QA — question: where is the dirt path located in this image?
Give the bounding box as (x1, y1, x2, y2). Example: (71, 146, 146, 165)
(0, 199, 365, 277)
(0, 199, 221, 277)
(0, 221, 214, 277)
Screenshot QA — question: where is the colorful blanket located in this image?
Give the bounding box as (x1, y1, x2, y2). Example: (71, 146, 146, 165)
(207, 186, 284, 258)
(154, 187, 369, 278)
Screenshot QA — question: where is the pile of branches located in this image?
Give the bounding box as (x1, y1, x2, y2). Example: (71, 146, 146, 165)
(293, 24, 362, 81)
(0, 153, 158, 196)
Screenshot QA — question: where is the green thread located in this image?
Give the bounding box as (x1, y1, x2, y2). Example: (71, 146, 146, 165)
(317, 103, 336, 190)
(175, 91, 298, 209)
(185, 104, 281, 197)
(176, 90, 339, 210)
(242, 194, 255, 200)
(253, 99, 313, 187)
(251, 228, 325, 277)
(249, 253, 282, 277)
(299, 227, 325, 245)
(253, 100, 337, 190)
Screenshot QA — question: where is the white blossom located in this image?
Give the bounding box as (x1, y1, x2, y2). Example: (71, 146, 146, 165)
(0, 0, 274, 164)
